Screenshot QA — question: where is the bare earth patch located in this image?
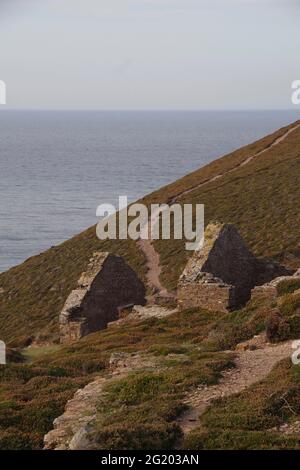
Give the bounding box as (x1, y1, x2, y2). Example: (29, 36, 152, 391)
(177, 337, 295, 434)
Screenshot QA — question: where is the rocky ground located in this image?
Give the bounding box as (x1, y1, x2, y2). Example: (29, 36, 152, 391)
(44, 352, 159, 450)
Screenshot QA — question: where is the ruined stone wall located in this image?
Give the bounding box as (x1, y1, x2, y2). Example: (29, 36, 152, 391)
(59, 252, 146, 343)
(251, 270, 300, 304)
(178, 280, 235, 313)
(200, 224, 256, 307)
(177, 222, 293, 313)
(178, 223, 256, 312)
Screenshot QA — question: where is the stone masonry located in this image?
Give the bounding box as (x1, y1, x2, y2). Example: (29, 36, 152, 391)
(59, 252, 146, 343)
(177, 222, 292, 313)
(251, 268, 300, 303)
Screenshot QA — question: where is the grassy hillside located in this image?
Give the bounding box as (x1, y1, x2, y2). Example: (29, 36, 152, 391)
(1, 121, 300, 450)
(153, 121, 300, 290)
(1, 288, 300, 449)
(0, 307, 232, 449)
(0, 120, 300, 345)
(184, 358, 300, 450)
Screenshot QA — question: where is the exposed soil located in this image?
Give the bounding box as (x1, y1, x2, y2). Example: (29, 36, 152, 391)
(138, 123, 300, 297)
(177, 336, 294, 435)
(170, 123, 300, 204)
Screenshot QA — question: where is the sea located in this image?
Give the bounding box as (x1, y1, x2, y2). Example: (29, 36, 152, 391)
(0, 110, 299, 273)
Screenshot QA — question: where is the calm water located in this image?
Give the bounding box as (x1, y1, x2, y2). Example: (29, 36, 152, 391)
(0, 110, 299, 273)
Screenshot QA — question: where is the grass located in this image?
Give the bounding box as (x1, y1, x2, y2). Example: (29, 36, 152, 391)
(0, 307, 237, 449)
(87, 349, 234, 450)
(0, 363, 91, 449)
(1, 121, 300, 344)
(279, 292, 300, 317)
(1, 293, 290, 450)
(183, 359, 300, 449)
(0, 121, 300, 449)
(21, 345, 61, 363)
(154, 123, 300, 290)
(1, 290, 300, 449)
(0, 235, 147, 346)
(277, 279, 300, 297)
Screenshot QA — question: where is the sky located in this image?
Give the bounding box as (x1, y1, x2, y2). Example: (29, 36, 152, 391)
(0, 0, 299, 110)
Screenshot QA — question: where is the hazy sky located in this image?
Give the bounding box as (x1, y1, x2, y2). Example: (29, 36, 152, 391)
(0, 0, 299, 110)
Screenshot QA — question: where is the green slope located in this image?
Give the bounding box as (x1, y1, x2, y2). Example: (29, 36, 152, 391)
(0, 120, 300, 345)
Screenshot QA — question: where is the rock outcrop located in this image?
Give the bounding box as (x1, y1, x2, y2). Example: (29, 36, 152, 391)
(251, 269, 300, 303)
(108, 304, 177, 327)
(59, 252, 146, 343)
(177, 222, 292, 313)
(44, 352, 157, 450)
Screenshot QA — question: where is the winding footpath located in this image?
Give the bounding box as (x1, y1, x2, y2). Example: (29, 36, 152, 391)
(138, 122, 300, 298)
(43, 123, 300, 450)
(177, 336, 294, 435)
(44, 334, 297, 448)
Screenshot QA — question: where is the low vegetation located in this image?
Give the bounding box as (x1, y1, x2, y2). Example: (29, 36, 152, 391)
(1, 121, 300, 450)
(0, 236, 147, 346)
(154, 122, 300, 291)
(277, 279, 300, 297)
(90, 354, 232, 451)
(184, 360, 300, 449)
(2, 294, 296, 450)
(1, 122, 300, 344)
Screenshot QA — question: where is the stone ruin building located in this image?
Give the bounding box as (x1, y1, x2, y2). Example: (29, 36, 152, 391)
(59, 252, 146, 343)
(59, 224, 295, 343)
(177, 222, 291, 313)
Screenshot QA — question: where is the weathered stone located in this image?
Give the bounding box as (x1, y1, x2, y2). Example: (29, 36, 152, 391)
(251, 270, 300, 303)
(69, 425, 94, 450)
(254, 258, 292, 286)
(178, 222, 295, 313)
(44, 377, 106, 450)
(44, 353, 157, 450)
(235, 333, 267, 351)
(178, 222, 257, 312)
(109, 304, 177, 328)
(108, 351, 156, 375)
(59, 252, 146, 343)
(270, 420, 300, 435)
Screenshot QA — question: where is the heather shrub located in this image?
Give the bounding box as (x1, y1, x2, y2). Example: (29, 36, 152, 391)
(277, 279, 300, 297)
(93, 423, 181, 450)
(279, 292, 300, 317)
(266, 313, 290, 342)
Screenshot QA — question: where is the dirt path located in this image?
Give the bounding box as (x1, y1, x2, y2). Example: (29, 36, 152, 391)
(137, 204, 173, 298)
(138, 203, 177, 298)
(177, 338, 294, 434)
(138, 123, 300, 297)
(138, 239, 170, 297)
(44, 338, 296, 449)
(170, 122, 300, 204)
